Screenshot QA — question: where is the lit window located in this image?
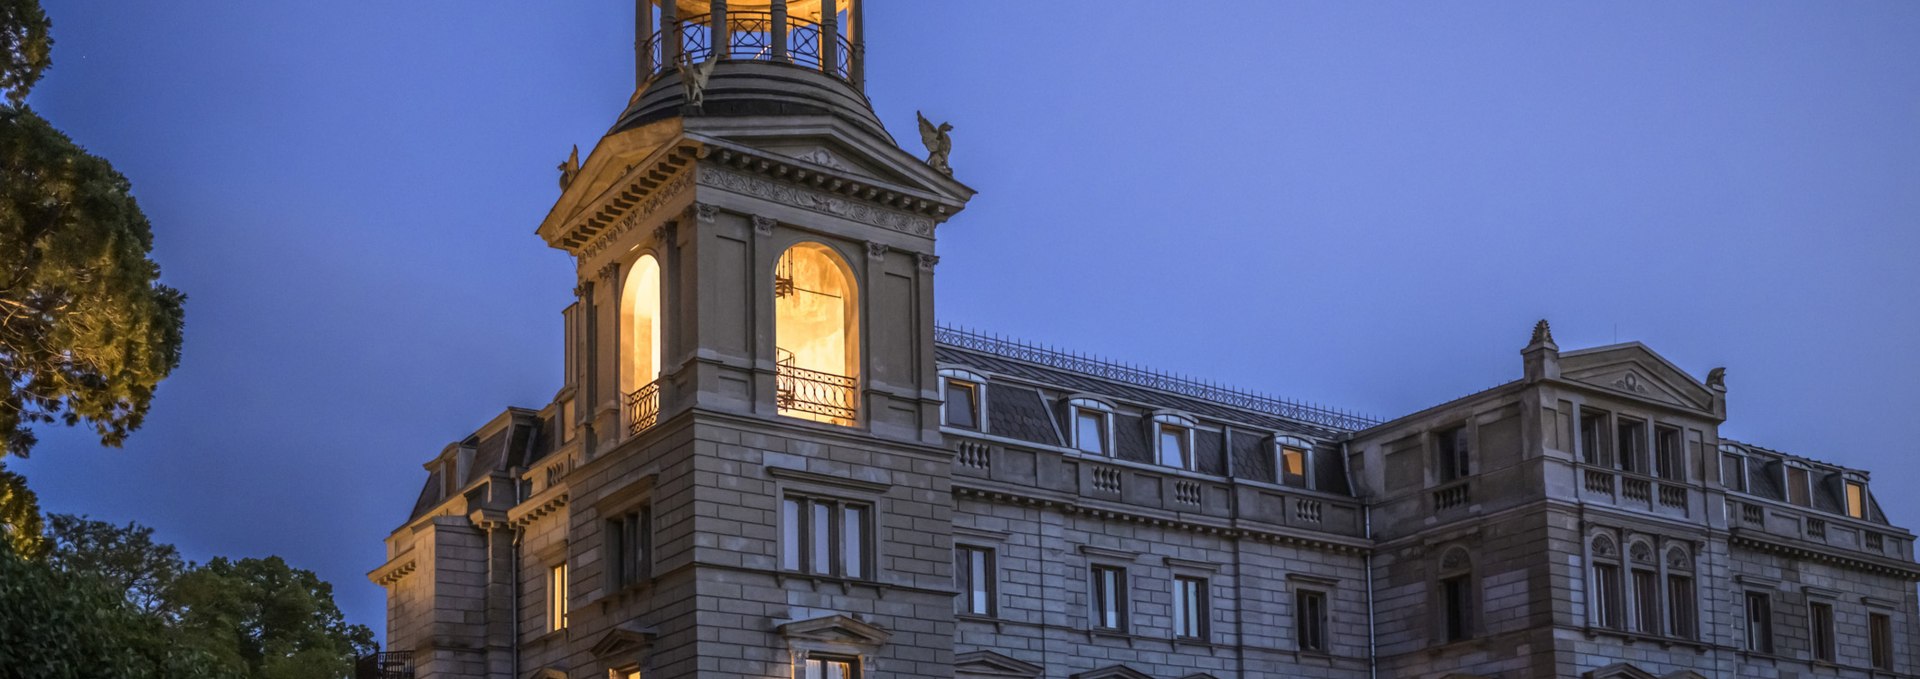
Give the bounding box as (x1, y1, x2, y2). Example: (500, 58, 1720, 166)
(774, 243, 860, 425)
(781, 495, 869, 579)
(548, 563, 569, 631)
(1870, 612, 1894, 670)
(1435, 426, 1469, 482)
(1296, 588, 1328, 653)
(611, 667, 641, 679)
(1846, 481, 1867, 519)
(1091, 565, 1128, 631)
(606, 505, 652, 588)
(794, 655, 858, 679)
(621, 253, 664, 393)
(943, 378, 981, 429)
(1280, 445, 1310, 488)
(1069, 399, 1112, 456)
(1154, 419, 1193, 470)
(1744, 591, 1773, 653)
(955, 545, 995, 616)
(1810, 601, 1835, 663)
(1173, 576, 1208, 640)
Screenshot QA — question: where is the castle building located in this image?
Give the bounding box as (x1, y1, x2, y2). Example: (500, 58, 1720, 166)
(367, 3, 1920, 678)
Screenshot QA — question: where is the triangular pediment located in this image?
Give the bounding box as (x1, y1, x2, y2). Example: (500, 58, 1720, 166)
(1072, 666, 1153, 679)
(1560, 343, 1714, 414)
(589, 623, 658, 658)
(1177, 674, 1220, 679)
(1584, 662, 1661, 679)
(685, 114, 974, 202)
(776, 613, 892, 647)
(954, 650, 1043, 678)
(1438, 674, 1494, 679)
(1662, 672, 1709, 679)
(526, 669, 567, 679)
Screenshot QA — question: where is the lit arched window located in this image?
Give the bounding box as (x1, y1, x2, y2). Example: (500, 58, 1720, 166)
(774, 242, 859, 425)
(621, 254, 664, 433)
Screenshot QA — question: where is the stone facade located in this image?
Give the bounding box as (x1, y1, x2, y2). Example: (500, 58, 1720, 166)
(369, 4, 1919, 678)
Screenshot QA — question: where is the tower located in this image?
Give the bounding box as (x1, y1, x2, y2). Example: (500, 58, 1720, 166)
(534, 2, 974, 677)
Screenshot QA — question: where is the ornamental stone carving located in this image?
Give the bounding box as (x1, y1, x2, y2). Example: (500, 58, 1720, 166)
(918, 253, 940, 271)
(866, 242, 890, 261)
(752, 215, 777, 237)
(579, 168, 694, 259)
(697, 166, 935, 236)
(695, 203, 719, 223)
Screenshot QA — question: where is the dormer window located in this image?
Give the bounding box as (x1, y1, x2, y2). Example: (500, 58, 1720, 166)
(1276, 436, 1314, 489)
(1152, 413, 1197, 470)
(1067, 398, 1113, 456)
(939, 369, 988, 431)
(1719, 445, 1748, 493)
(1845, 478, 1868, 519)
(1785, 462, 1811, 507)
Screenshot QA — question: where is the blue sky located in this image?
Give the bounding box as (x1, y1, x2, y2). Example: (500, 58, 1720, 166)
(16, 2, 1920, 634)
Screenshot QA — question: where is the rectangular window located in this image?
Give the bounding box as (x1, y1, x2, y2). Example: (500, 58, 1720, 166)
(1632, 569, 1659, 634)
(944, 379, 979, 429)
(780, 495, 870, 579)
(1593, 563, 1623, 629)
(1074, 409, 1109, 456)
(1666, 574, 1695, 639)
(548, 562, 568, 632)
(1744, 591, 1773, 653)
(1721, 453, 1747, 492)
(1654, 425, 1682, 480)
(1809, 601, 1835, 663)
(795, 656, 858, 679)
(605, 505, 652, 588)
(1580, 409, 1610, 466)
(1281, 447, 1309, 487)
(1846, 481, 1867, 519)
(1157, 424, 1191, 469)
(955, 545, 995, 616)
(1787, 467, 1811, 507)
(616, 668, 641, 679)
(1441, 575, 1472, 642)
(1435, 426, 1469, 482)
(1871, 612, 1894, 670)
(1296, 588, 1329, 653)
(1173, 576, 1207, 640)
(1091, 565, 1128, 631)
(1616, 418, 1646, 474)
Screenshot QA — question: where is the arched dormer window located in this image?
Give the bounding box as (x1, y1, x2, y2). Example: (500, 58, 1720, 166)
(1783, 460, 1812, 507)
(1151, 412, 1197, 470)
(1718, 443, 1749, 493)
(1274, 435, 1315, 489)
(1588, 533, 1623, 630)
(1842, 472, 1869, 520)
(621, 253, 664, 433)
(939, 368, 989, 431)
(1066, 397, 1114, 456)
(774, 242, 860, 425)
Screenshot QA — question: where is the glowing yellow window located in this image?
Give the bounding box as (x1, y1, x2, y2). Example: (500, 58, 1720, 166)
(774, 243, 859, 425)
(1282, 447, 1308, 487)
(1846, 481, 1867, 519)
(621, 254, 664, 433)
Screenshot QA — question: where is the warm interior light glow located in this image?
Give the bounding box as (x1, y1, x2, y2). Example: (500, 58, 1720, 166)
(621, 254, 664, 394)
(775, 243, 858, 424)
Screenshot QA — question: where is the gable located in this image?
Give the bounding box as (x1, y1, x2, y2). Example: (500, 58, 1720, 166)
(954, 650, 1043, 678)
(1071, 666, 1154, 679)
(1559, 343, 1714, 414)
(1583, 662, 1661, 679)
(776, 613, 891, 647)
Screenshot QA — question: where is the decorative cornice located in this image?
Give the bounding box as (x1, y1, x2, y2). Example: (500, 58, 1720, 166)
(1163, 556, 1220, 573)
(698, 146, 957, 218)
(953, 486, 1370, 555)
(370, 556, 417, 586)
(1078, 545, 1138, 561)
(767, 466, 890, 494)
(577, 165, 696, 259)
(1729, 530, 1920, 580)
(697, 165, 936, 237)
(511, 492, 569, 529)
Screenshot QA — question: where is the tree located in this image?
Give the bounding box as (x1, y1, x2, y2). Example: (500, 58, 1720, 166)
(0, 547, 240, 679)
(0, 0, 185, 461)
(0, 460, 44, 556)
(44, 512, 184, 615)
(169, 556, 377, 679)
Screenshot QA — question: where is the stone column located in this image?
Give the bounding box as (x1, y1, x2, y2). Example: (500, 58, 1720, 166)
(820, 0, 838, 75)
(661, 0, 680, 66)
(770, 0, 788, 64)
(848, 0, 864, 89)
(710, 0, 727, 61)
(636, 0, 654, 86)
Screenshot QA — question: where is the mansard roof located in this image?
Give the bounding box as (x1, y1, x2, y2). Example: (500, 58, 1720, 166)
(406, 406, 551, 522)
(1722, 438, 1889, 523)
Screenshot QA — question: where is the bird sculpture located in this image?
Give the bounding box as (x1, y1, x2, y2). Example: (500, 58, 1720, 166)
(557, 145, 580, 191)
(917, 111, 953, 176)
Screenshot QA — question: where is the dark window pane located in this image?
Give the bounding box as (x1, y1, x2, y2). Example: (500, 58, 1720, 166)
(1667, 575, 1695, 639)
(945, 381, 978, 429)
(1871, 613, 1894, 670)
(842, 505, 865, 579)
(811, 502, 832, 575)
(782, 499, 802, 571)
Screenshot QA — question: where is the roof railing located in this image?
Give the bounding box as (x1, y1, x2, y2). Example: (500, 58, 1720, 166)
(933, 324, 1380, 431)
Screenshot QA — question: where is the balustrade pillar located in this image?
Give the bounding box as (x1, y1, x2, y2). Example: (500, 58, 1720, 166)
(710, 0, 728, 61)
(770, 0, 789, 64)
(660, 0, 680, 66)
(820, 0, 838, 76)
(849, 0, 864, 89)
(636, 0, 654, 86)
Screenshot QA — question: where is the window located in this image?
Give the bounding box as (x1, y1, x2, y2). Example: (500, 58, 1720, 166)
(612, 668, 641, 679)
(1744, 591, 1773, 653)
(1666, 546, 1696, 640)
(1870, 612, 1894, 671)
(548, 562, 569, 632)
(1590, 535, 1623, 630)
(1435, 425, 1469, 482)
(1654, 425, 1682, 480)
(774, 243, 860, 425)
(1616, 418, 1646, 475)
(795, 655, 858, 679)
(1846, 481, 1867, 519)
(1091, 565, 1128, 631)
(1156, 421, 1192, 470)
(780, 495, 870, 579)
(955, 546, 995, 616)
(1809, 601, 1835, 663)
(1631, 567, 1659, 634)
(1070, 399, 1111, 456)
(1580, 409, 1611, 466)
(943, 378, 981, 429)
(606, 505, 653, 588)
(1785, 465, 1811, 506)
(1437, 546, 1474, 643)
(1721, 450, 1747, 492)
(620, 253, 664, 395)
(1173, 576, 1208, 640)
(1296, 588, 1328, 653)
(1280, 445, 1310, 488)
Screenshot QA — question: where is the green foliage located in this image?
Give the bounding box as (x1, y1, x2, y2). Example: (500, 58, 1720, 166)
(168, 556, 378, 679)
(0, 104, 185, 458)
(0, 0, 50, 105)
(44, 512, 184, 614)
(0, 548, 241, 679)
(0, 460, 44, 556)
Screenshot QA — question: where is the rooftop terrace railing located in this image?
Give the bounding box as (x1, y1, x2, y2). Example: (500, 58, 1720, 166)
(934, 324, 1381, 431)
(641, 12, 854, 84)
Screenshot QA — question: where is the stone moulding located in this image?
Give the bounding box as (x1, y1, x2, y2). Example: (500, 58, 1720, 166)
(697, 166, 936, 237)
(578, 168, 696, 259)
(370, 556, 416, 586)
(1729, 530, 1920, 580)
(954, 486, 1371, 555)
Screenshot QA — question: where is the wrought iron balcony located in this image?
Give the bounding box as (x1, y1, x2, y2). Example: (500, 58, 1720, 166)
(354, 651, 414, 679)
(641, 12, 854, 83)
(776, 362, 858, 422)
(627, 379, 663, 436)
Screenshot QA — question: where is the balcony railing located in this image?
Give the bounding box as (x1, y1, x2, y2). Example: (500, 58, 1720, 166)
(355, 652, 414, 679)
(776, 362, 858, 422)
(626, 379, 663, 436)
(641, 12, 854, 83)
(1433, 481, 1471, 511)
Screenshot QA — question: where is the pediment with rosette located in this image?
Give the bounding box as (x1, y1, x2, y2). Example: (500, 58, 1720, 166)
(1071, 666, 1154, 679)
(1560, 343, 1714, 414)
(954, 650, 1043, 678)
(1583, 663, 1661, 679)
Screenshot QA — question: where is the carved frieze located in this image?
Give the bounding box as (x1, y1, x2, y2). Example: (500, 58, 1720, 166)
(579, 168, 695, 259)
(696, 166, 935, 237)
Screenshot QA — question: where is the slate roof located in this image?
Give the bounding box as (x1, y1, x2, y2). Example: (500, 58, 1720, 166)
(1723, 439, 1888, 524)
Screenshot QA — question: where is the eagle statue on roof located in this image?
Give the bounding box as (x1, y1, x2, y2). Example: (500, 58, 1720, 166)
(917, 111, 953, 176)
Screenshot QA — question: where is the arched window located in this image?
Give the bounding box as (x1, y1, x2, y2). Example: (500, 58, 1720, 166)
(621, 254, 664, 433)
(1665, 545, 1697, 639)
(1589, 534, 1623, 630)
(1436, 546, 1475, 643)
(774, 243, 859, 425)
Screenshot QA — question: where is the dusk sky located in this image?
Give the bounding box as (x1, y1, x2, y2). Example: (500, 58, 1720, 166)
(15, 2, 1919, 636)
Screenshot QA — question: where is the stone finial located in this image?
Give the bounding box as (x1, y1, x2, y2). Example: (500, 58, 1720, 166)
(917, 111, 953, 176)
(678, 55, 718, 111)
(1706, 367, 1726, 391)
(1531, 319, 1554, 346)
(557, 145, 580, 191)
(1522, 318, 1560, 382)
